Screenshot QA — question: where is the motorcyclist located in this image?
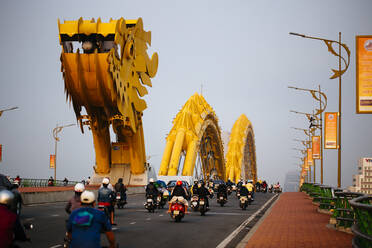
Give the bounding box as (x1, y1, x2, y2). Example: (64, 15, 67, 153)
(226, 179, 233, 187)
(237, 178, 243, 189)
(65, 183, 85, 214)
(240, 183, 249, 197)
(169, 181, 189, 213)
(114, 178, 127, 203)
(246, 180, 255, 199)
(0, 189, 28, 247)
(217, 182, 228, 199)
(196, 181, 211, 209)
(98, 178, 116, 225)
(67, 191, 116, 248)
(208, 179, 214, 189)
(262, 180, 268, 192)
(191, 180, 199, 196)
(145, 178, 159, 201)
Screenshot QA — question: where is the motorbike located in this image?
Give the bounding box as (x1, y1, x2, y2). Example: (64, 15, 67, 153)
(217, 192, 227, 207)
(116, 192, 127, 209)
(236, 188, 241, 198)
(199, 197, 208, 216)
(190, 195, 199, 211)
(145, 195, 156, 213)
(208, 188, 214, 199)
(232, 185, 237, 191)
(239, 196, 248, 210)
(97, 202, 111, 218)
(12, 222, 33, 248)
(227, 186, 232, 195)
(157, 190, 168, 209)
(274, 186, 282, 194)
(268, 186, 273, 193)
(261, 184, 268, 193)
(169, 199, 186, 222)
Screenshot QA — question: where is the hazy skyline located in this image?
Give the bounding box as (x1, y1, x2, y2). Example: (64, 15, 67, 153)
(1, 0, 372, 188)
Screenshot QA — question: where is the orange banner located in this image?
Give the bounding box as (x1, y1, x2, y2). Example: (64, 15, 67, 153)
(0, 144, 2, 162)
(356, 36, 372, 114)
(50, 154, 55, 169)
(307, 148, 313, 166)
(312, 136, 321, 159)
(325, 112, 338, 149)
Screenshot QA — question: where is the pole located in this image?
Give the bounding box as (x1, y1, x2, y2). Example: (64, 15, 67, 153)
(338, 32, 342, 188)
(54, 125, 58, 182)
(319, 85, 324, 184)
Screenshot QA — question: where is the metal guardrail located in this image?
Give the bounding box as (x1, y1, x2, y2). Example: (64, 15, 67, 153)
(301, 182, 371, 245)
(10, 178, 81, 187)
(349, 195, 372, 248)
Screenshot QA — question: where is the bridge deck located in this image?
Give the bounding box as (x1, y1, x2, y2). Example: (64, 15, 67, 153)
(245, 192, 352, 248)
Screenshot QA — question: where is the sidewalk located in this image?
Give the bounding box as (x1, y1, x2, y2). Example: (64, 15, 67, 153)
(245, 192, 352, 248)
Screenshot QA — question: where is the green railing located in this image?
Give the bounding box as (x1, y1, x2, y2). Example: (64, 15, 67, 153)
(11, 178, 80, 187)
(349, 195, 372, 248)
(331, 192, 364, 229)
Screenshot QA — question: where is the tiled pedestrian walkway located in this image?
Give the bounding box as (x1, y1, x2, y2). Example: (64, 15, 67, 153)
(245, 192, 352, 248)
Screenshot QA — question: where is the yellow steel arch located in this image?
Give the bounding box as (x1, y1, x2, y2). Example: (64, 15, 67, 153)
(58, 17, 158, 176)
(159, 93, 225, 179)
(225, 114, 257, 183)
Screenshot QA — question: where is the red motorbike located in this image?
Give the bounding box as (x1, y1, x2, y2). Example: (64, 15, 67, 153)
(169, 199, 185, 222)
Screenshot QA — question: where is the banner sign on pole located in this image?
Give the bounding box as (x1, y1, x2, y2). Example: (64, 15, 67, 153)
(0, 144, 2, 162)
(356, 36, 372, 114)
(50, 154, 55, 169)
(324, 112, 338, 149)
(307, 148, 313, 166)
(312, 136, 321, 159)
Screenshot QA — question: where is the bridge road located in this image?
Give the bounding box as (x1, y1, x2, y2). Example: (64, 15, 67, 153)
(19, 192, 276, 248)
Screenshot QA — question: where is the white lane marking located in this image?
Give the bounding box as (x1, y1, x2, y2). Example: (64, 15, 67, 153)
(216, 194, 278, 248)
(49, 245, 62, 248)
(159, 214, 164, 217)
(207, 212, 244, 216)
(25, 218, 35, 221)
(130, 222, 136, 225)
(146, 218, 151, 221)
(51, 214, 59, 217)
(112, 227, 118, 231)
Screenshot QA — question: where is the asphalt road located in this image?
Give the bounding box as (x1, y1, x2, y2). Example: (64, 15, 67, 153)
(17, 192, 277, 248)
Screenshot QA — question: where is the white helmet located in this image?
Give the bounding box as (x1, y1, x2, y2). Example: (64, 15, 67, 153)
(102, 178, 110, 185)
(80, 190, 95, 204)
(0, 190, 14, 206)
(149, 178, 154, 183)
(74, 183, 85, 193)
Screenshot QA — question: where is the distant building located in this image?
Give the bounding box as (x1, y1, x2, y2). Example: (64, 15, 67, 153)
(284, 171, 300, 192)
(350, 158, 372, 194)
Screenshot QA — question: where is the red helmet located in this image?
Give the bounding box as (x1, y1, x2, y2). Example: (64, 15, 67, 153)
(176, 181, 182, 186)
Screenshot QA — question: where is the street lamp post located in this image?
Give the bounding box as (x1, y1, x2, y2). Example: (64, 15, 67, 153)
(289, 86, 327, 184)
(289, 32, 350, 188)
(0, 107, 18, 117)
(52, 124, 75, 181)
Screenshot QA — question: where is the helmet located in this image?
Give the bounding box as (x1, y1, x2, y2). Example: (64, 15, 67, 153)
(0, 190, 14, 207)
(176, 181, 182, 186)
(74, 183, 85, 193)
(80, 190, 95, 204)
(149, 178, 154, 183)
(102, 178, 109, 185)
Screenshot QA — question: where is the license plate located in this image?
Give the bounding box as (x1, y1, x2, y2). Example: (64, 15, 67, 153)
(147, 199, 152, 203)
(174, 210, 179, 215)
(220, 197, 223, 200)
(116, 196, 121, 199)
(200, 201, 204, 205)
(248, 195, 251, 198)
(192, 202, 197, 206)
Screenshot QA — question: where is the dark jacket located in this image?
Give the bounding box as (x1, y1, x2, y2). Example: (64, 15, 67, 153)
(114, 182, 127, 195)
(196, 186, 210, 198)
(145, 183, 159, 196)
(171, 185, 187, 198)
(240, 186, 249, 196)
(97, 187, 114, 203)
(217, 184, 227, 197)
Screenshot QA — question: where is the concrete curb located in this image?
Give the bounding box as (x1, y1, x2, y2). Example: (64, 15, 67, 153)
(21, 186, 145, 205)
(236, 193, 281, 248)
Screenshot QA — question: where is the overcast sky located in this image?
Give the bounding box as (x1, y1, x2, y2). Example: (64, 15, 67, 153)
(1, 0, 372, 188)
